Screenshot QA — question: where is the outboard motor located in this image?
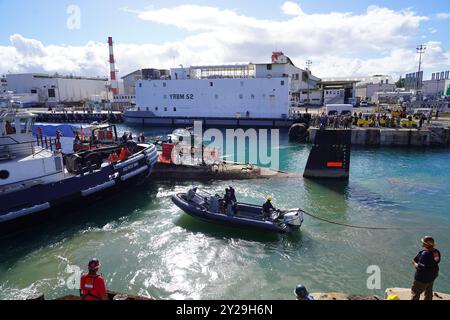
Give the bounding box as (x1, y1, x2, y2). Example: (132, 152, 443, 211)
(283, 210, 304, 228)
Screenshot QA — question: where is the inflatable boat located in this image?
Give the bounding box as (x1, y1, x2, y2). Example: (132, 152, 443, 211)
(172, 188, 303, 233)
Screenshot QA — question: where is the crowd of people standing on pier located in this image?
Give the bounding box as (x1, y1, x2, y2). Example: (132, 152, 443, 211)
(309, 111, 437, 130)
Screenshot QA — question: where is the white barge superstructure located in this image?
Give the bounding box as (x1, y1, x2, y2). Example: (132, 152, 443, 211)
(124, 52, 322, 127)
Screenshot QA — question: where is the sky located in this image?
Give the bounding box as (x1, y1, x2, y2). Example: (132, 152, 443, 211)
(0, 0, 449, 80)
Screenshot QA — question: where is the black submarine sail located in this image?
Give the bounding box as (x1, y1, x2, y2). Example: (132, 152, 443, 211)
(303, 129, 351, 180)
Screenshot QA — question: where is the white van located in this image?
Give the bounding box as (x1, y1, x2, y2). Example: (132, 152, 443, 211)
(324, 104, 353, 116)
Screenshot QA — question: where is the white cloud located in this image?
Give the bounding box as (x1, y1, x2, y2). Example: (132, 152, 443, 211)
(436, 12, 450, 20)
(281, 1, 304, 16)
(0, 4, 448, 80)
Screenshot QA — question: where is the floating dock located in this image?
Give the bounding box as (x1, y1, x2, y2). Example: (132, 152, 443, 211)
(308, 127, 450, 147)
(152, 162, 297, 181)
(33, 111, 123, 124)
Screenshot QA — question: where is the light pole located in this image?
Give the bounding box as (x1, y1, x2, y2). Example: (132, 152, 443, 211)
(306, 60, 312, 106)
(416, 44, 426, 100)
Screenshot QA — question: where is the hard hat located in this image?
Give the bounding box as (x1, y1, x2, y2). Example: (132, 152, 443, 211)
(421, 236, 435, 248)
(88, 258, 101, 271)
(266, 196, 273, 201)
(386, 294, 400, 300)
(294, 284, 309, 299)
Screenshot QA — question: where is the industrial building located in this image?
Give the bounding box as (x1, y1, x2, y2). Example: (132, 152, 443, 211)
(422, 71, 450, 99)
(320, 78, 359, 105)
(355, 75, 396, 102)
(5, 73, 109, 106)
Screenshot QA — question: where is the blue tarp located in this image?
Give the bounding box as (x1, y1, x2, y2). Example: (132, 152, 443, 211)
(32, 124, 81, 138)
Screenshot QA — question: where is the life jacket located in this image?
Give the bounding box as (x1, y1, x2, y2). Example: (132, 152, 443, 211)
(80, 274, 105, 300)
(119, 148, 130, 161)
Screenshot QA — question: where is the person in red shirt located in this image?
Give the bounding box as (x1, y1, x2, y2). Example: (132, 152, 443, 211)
(80, 258, 108, 300)
(108, 152, 119, 164)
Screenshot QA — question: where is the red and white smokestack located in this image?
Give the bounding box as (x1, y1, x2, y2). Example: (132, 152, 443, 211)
(108, 36, 119, 96)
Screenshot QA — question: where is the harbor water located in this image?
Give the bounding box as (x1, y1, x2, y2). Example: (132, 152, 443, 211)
(0, 125, 449, 300)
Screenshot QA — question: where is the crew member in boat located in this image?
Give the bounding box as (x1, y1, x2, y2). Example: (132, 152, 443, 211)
(229, 186, 238, 214)
(187, 187, 198, 201)
(262, 196, 276, 219)
(108, 151, 119, 164)
(80, 258, 108, 300)
(121, 132, 128, 144)
(119, 146, 131, 162)
(5, 121, 16, 134)
(74, 133, 81, 144)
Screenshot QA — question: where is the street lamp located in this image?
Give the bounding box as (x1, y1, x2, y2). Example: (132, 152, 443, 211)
(306, 60, 312, 106)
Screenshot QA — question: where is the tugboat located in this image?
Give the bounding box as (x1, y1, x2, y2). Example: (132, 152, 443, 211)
(0, 108, 158, 234)
(172, 188, 304, 233)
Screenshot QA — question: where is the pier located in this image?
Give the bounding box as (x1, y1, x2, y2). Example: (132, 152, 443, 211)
(308, 127, 450, 147)
(33, 110, 123, 124)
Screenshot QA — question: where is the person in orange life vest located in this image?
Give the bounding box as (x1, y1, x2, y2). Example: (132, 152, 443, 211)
(119, 147, 130, 162)
(55, 130, 63, 150)
(80, 258, 108, 300)
(5, 121, 16, 134)
(108, 151, 119, 164)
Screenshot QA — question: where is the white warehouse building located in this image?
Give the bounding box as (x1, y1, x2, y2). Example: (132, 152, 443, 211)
(6, 73, 109, 105)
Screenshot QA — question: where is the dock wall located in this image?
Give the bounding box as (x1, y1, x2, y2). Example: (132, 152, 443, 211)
(308, 127, 450, 147)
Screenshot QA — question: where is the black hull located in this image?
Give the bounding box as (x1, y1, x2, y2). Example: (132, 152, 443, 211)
(0, 146, 158, 236)
(0, 172, 150, 236)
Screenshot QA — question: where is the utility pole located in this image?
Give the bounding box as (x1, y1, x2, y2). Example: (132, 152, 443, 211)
(306, 60, 312, 106)
(416, 44, 426, 100)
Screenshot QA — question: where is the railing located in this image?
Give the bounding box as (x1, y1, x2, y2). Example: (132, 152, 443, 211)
(35, 135, 58, 152)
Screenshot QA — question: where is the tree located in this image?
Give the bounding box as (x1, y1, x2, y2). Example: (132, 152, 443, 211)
(396, 77, 405, 88)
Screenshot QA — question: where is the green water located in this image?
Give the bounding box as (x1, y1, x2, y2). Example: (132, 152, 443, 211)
(0, 126, 449, 300)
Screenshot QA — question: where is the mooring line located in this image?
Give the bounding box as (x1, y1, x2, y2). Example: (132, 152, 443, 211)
(299, 209, 412, 230)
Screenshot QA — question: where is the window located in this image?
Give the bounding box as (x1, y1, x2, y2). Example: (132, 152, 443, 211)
(163, 83, 167, 87)
(239, 94, 243, 99)
(146, 107, 149, 111)
(267, 64, 272, 70)
(155, 107, 158, 111)
(139, 83, 142, 88)
(296, 74, 300, 80)
(210, 82, 214, 87)
(173, 107, 177, 112)
(251, 94, 255, 99)
(31, 89, 37, 94)
(281, 81, 285, 86)
(164, 107, 168, 112)
(48, 89, 56, 98)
